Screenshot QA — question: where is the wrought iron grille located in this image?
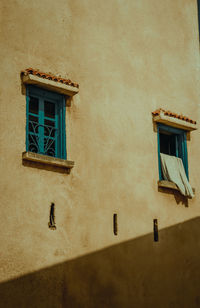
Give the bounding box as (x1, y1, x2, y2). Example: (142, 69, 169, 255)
(28, 120, 58, 157)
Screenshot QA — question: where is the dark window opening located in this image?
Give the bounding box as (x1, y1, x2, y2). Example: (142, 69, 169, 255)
(29, 96, 39, 114)
(44, 100, 55, 118)
(160, 132, 176, 156)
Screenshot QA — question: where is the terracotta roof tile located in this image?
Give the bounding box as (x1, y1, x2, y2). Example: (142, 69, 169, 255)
(21, 68, 79, 88)
(152, 108, 196, 124)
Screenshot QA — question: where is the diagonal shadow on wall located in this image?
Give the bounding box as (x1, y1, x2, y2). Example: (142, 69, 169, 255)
(1, 217, 200, 308)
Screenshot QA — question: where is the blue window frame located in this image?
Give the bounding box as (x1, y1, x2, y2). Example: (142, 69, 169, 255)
(197, 0, 200, 40)
(157, 123, 188, 180)
(26, 85, 66, 159)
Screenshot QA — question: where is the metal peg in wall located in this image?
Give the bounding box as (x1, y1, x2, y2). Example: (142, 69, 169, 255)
(48, 203, 56, 230)
(153, 219, 158, 242)
(113, 213, 118, 235)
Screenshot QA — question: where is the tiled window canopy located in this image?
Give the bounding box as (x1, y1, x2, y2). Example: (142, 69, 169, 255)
(21, 68, 79, 97)
(152, 108, 197, 131)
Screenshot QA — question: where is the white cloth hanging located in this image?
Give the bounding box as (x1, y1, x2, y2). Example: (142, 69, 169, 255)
(160, 153, 194, 198)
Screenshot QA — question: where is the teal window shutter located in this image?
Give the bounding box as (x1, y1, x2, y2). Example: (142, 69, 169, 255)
(197, 0, 200, 41)
(26, 85, 66, 159)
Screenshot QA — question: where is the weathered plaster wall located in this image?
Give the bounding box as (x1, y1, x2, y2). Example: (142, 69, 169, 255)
(1, 217, 200, 308)
(0, 0, 200, 306)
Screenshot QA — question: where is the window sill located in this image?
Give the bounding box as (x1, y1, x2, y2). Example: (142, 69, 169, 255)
(158, 180, 195, 194)
(22, 151, 74, 173)
(22, 73, 79, 97)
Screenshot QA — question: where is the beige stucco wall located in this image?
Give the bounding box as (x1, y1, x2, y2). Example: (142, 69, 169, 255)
(1, 0, 200, 307)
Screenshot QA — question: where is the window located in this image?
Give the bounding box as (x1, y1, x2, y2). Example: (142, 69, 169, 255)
(26, 85, 66, 159)
(157, 123, 188, 180)
(197, 0, 200, 40)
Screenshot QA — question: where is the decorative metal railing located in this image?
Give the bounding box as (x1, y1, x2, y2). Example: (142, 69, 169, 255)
(28, 120, 58, 157)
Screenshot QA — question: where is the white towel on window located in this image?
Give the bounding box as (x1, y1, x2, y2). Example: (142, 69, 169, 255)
(160, 153, 194, 198)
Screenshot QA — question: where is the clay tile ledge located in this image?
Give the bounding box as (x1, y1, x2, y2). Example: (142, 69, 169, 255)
(152, 108, 197, 131)
(21, 68, 79, 97)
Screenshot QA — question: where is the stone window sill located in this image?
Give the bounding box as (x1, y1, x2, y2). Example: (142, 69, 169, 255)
(22, 151, 74, 174)
(158, 180, 195, 194)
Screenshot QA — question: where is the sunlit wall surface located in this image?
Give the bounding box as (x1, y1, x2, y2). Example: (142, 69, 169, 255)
(0, 1, 200, 307)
